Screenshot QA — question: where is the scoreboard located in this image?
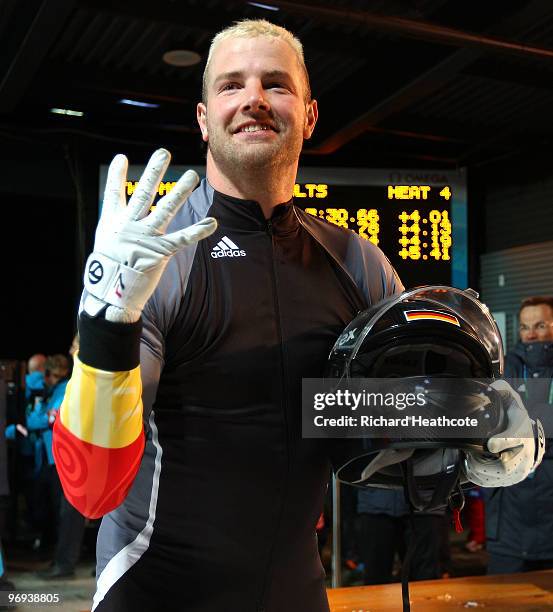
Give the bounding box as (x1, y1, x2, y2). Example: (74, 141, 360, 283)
(294, 167, 466, 289)
(99, 166, 467, 289)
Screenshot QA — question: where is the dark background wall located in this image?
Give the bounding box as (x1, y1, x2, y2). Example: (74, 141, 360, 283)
(471, 153, 553, 351)
(0, 139, 93, 358)
(484, 157, 553, 252)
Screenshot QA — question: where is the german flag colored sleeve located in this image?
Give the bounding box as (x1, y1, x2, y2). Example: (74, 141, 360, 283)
(53, 314, 146, 519)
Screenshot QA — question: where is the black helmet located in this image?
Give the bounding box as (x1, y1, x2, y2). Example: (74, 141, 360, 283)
(328, 286, 503, 379)
(327, 286, 506, 511)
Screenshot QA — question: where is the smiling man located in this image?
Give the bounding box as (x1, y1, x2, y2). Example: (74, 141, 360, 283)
(54, 20, 402, 611)
(197, 24, 317, 215)
(53, 19, 540, 612)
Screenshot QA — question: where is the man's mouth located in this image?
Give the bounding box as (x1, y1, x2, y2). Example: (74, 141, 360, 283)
(234, 122, 278, 134)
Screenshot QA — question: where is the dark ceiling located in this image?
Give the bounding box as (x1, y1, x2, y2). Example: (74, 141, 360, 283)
(2, 0, 553, 168)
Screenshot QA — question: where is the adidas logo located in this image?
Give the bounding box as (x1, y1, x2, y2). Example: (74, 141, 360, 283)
(210, 236, 246, 259)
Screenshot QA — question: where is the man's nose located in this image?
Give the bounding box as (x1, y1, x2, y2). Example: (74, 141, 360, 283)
(241, 84, 270, 113)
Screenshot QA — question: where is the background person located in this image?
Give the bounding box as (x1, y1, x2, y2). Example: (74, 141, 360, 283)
(5, 353, 47, 545)
(27, 354, 46, 376)
(25, 353, 47, 419)
(485, 296, 553, 574)
(357, 487, 446, 584)
(41, 339, 86, 580)
(28, 355, 69, 560)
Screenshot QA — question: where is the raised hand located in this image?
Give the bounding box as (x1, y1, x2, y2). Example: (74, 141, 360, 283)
(82, 149, 217, 323)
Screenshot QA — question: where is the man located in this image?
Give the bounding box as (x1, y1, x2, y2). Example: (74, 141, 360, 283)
(28, 355, 70, 559)
(485, 296, 553, 574)
(4, 354, 47, 554)
(53, 20, 540, 612)
(26, 354, 46, 404)
(39, 351, 86, 580)
(27, 354, 46, 375)
(518, 297, 553, 343)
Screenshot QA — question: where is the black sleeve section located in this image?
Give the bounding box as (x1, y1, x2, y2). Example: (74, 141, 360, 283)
(78, 313, 142, 372)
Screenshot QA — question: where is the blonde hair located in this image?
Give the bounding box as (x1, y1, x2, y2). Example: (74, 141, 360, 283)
(202, 19, 311, 103)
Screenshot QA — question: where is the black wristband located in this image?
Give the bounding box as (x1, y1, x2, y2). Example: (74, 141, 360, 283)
(78, 313, 142, 371)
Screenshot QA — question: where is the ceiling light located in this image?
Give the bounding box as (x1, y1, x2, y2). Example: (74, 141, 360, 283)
(50, 107, 84, 117)
(248, 2, 279, 10)
(162, 50, 202, 67)
(119, 98, 160, 108)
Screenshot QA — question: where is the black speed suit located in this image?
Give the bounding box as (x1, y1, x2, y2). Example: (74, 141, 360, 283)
(70, 181, 402, 611)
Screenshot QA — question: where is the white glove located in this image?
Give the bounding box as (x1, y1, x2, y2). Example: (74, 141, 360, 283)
(82, 149, 217, 323)
(463, 379, 546, 487)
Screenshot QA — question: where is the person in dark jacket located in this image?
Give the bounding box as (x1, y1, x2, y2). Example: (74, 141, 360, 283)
(357, 488, 447, 584)
(30, 355, 70, 556)
(485, 296, 553, 574)
(40, 342, 87, 579)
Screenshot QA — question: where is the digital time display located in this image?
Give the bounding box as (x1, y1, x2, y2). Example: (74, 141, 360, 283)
(292, 182, 459, 288)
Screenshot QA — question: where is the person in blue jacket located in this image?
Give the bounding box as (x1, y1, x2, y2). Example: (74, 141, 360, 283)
(5, 354, 47, 549)
(6, 353, 47, 446)
(6, 354, 46, 454)
(485, 296, 553, 574)
(25, 354, 46, 396)
(27, 355, 69, 558)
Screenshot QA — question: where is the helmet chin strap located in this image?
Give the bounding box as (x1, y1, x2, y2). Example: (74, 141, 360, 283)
(398, 457, 465, 612)
(403, 454, 462, 513)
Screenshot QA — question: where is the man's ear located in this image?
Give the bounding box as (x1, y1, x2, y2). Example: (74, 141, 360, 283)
(197, 103, 208, 142)
(303, 99, 318, 140)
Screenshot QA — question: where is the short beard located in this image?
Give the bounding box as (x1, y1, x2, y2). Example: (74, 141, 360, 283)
(206, 122, 304, 177)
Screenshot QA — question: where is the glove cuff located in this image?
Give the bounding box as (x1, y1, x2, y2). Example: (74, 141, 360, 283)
(78, 312, 142, 371)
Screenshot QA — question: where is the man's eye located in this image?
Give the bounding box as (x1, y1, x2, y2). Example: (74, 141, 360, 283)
(221, 83, 240, 91)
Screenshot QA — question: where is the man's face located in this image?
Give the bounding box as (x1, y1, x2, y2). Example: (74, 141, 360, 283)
(519, 304, 553, 342)
(45, 368, 67, 388)
(197, 36, 317, 172)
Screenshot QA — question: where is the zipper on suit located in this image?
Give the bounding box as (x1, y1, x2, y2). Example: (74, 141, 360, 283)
(257, 218, 291, 611)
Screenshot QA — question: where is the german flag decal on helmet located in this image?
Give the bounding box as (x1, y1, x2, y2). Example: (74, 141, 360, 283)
(404, 310, 461, 326)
